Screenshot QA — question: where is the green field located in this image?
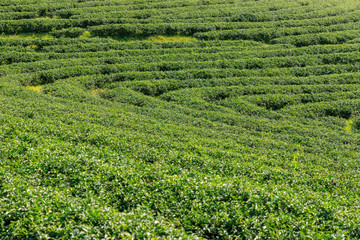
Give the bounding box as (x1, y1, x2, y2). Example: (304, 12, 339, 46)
(1, 0, 360, 239)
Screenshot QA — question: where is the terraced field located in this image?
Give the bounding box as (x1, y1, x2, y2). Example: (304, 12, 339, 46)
(1, 0, 360, 239)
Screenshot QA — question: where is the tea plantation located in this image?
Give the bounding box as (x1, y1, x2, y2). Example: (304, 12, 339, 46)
(1, 0, 360, 239)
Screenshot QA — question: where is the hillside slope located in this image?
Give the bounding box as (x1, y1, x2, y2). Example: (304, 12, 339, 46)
(1, 0, 360, 239)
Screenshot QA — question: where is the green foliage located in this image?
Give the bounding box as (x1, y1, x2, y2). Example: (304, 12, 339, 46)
(1, 0, 360, 239)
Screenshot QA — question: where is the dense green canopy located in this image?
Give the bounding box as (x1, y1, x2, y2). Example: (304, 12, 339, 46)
(0, 0, 360, 238)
